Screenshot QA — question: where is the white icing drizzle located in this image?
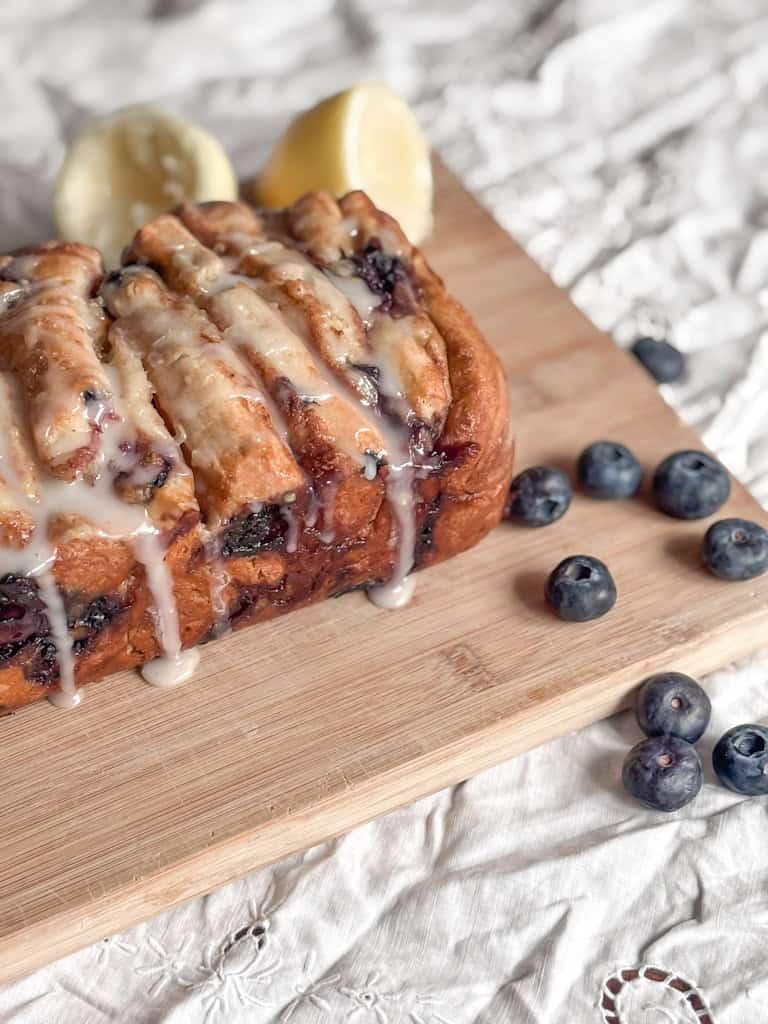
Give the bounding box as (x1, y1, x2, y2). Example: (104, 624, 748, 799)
(0, 345, 201, 703)
(36, 571, 78, 702)
(141, 647, 200, 688)
(226, 234, 374, 393)
(46, 688, 82, 708)
(206, 339, 292, 449)
(0, 273, 113, 472)
(0, 381, 79, 704)
(321, 244, 445, 611)
(222, 230, 422, 608)
(322, 268, 381, 328)
(317, 479, 340, 545)
(305, 491, 320, 529)
(104, 267, 301, 509)
(362, 452, 379, 481)
(367, 424, 416, 610)
(216, 292, 382, 474)
(134, 529, 183, 673)
(282, 502, 300, 554)
(204, 531, 232, 636)
(367, 574, 416, 610)
(103, 364, 200, 688)
(157, 237, 384, 482)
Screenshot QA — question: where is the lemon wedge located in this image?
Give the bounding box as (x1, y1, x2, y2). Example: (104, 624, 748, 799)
(257, 83, 433, 243)
(54, 105, 238, 267)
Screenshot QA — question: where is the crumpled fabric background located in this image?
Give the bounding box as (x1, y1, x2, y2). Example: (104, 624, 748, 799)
(2, 1, 768, 1021)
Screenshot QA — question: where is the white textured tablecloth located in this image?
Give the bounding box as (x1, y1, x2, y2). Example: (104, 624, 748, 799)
(2, 2, 768, 1021)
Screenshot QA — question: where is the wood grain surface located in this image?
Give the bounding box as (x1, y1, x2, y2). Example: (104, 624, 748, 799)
(2, 162, 767, 984)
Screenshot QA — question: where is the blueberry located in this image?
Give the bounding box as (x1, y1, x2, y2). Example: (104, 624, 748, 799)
(219, 505, 287, 557)
(623, 735, 702, 811)
(635, 672, 711, 743)
(352, 241, 416, 315)
(504, 466, 572, 527)
(702, 518, 768, 581)
(0, 575, 48, 646)
(545, 555, 617, 621)
(631, 336, 686, 384)
(577, 441, 642, 499)
(652, 450, 730, 519)
(712, 725, 768, 795)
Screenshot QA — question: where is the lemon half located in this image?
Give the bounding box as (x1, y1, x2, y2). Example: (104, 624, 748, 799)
(54, 105, 238, 267)
(257, 83, 433, 244)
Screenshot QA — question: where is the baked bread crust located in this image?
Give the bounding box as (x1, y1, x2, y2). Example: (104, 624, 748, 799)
(0, 191, 512, 712)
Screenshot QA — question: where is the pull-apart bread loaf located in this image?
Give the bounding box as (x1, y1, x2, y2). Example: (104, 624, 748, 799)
(0, 191, 512, 711)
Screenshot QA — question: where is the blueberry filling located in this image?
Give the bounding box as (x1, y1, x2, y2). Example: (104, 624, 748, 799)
(415, 497, 441, 561)
(219, 505, 288, 558)
(332, 580, 372, 598)
(18, 638, 61, 686)
(352, 239, 418, 316)
(0, 575, 48, 646)
(351, 362, 381, 385)
(103, 268, 125, 288)
(0, 604, 24, 621)
(438, 442, 481, 470)
(70, 595, 122, 652)
(88, 273, 105, 299)
(349, 363, 383, 410)
(112, 441, 174, 503)
(229, 576, 291, 624)
(0, 577, 123, 683)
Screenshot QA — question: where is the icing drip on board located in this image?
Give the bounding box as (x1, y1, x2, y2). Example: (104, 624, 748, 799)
(141, 647, 200, 688)
(367, 574, 417, 610)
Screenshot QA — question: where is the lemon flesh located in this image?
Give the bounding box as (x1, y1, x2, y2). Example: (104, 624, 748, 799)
(257, 83, 433, 244)
(54, 105, 238, 267)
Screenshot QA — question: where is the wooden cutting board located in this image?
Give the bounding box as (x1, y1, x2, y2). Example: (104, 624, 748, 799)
(2, 163, 768, 984)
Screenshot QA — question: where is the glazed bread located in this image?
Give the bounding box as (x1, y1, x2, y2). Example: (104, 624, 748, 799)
(0, 191, 512, 711)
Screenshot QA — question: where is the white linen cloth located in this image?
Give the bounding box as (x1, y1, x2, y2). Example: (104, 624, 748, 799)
(2, 1, 768, 1020)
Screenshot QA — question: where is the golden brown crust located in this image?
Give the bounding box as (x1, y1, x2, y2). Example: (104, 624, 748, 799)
(413, 251, 514, 561)
(0, 190, 512, 711)
(0, 244, 112, 482)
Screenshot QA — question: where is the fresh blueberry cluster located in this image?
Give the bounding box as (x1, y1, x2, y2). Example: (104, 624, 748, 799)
(504, 436, 768, 624)
(501, 329, 768, 812)
(622, 673, 708, 812)
(621, 671, 768, 810)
